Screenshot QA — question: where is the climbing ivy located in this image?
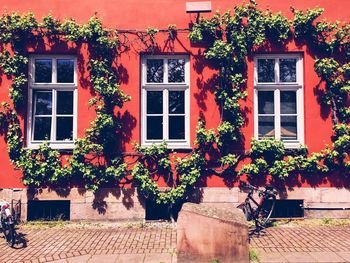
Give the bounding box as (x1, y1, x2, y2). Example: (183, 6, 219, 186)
(0, 0, 348, 206)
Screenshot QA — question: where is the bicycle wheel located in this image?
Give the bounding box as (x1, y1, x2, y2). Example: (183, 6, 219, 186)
(255, 195, 276, 228)
(2, 218, 15, 247)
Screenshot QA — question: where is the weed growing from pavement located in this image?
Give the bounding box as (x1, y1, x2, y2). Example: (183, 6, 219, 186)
(249, 249, 260, 262)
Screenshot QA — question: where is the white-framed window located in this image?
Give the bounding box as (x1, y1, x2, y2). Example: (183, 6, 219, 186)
(254, 54, 304, 148)
(141, 55, 190, 148)
(27, 55, 78, 149)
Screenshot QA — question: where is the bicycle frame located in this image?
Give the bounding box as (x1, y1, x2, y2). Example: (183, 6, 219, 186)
(237, 184, 277, 230)
(240, 190, 264, 220)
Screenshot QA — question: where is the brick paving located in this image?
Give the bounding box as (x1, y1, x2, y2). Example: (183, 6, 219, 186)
(0, 226, 176, 263)
(1, 224, 350, 262)
(250, 226, 350, 262)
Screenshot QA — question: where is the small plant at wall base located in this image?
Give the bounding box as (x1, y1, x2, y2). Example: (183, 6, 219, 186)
(0, 0, 348, 206)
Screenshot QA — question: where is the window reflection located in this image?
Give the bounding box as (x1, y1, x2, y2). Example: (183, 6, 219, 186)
(57, 59, 74, 83)
(168, 59, 185, 83)
(35, 59, 52, 83)
(147, 59, 164, 83)
(258, 59, 275, 83)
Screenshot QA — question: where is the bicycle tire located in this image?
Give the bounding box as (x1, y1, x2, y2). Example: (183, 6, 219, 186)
(255, 195, 276, 228)
(2, 218, 15, 247)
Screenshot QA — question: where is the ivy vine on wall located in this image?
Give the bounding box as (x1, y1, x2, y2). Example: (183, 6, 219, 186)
(0, 0, 348, 205)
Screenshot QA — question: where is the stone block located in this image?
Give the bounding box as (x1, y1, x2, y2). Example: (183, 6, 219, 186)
(26, 188, 85, 203)
(70, 202, 145, 221)
(321, 188, 350, 203)
(283, 188, 321, 203)
(177, 202, 249, 263)
(200, 187, 239, 203)
(84, 187, 141, 204)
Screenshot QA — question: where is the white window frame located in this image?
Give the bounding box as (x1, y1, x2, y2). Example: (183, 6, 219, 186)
(27, 55, 78, 149)
(141, 55, 190, 149)
(254, 54, 304, 148)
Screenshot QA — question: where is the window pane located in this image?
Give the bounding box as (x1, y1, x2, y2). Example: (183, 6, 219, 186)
(169, 116, 185, 139)
(281, 91, 297, 114)
(147, 91, 163, 114)
(57, 59, 74, 83)
(258, 116, 275, 138)
(280, 59, 297, 83)
(168, 59, 185, 83)
(56, 117, 73, 141)
(33, 117, 51, 140)
(147, 59, 163, 83)
(258, 91, 274, 114)
(281, 116, 297, 140)
(35, 59, 52, 83)
(57, 91, 74, 115)
(258, 59, 275, 83)
(34, 91, 52, 115)
(169, 91, 185, 114)
(147, 116, 163, 140)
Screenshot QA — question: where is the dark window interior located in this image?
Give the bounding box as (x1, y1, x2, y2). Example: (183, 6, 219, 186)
(269, 199, 304, 218)
(145, 200, 183, 221)
(27, 200, 70, 221)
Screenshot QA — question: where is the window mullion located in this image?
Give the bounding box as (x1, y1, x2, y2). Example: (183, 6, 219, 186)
(275, 89, 281, 140)
(32, 91, 37, 142)
(51, 89, 57, 141)
(164, 59, 168, 84)
(275, 58, 279, 84)
(52, 58, 57, 84)
(163, 88, 169, 141)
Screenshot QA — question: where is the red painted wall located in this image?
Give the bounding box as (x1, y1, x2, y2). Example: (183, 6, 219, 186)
(0, 0, 348, 188)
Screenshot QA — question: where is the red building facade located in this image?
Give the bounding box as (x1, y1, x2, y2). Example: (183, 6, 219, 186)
(0, 0, 349, 220)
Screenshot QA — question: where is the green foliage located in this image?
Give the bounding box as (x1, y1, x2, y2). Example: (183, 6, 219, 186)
(315, 58, 339, 80)
(17, 142, 69, 186)
(0, 51, 28, 107)
(249, 249, 260, 262)
(264, 12, 291, 43)
(146, 27, 159, 36)
(250, 138, 285, 161)
(292, 7, 324, 39)
(220, 154, 239, 167)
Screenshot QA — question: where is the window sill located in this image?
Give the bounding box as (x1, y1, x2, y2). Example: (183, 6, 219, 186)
(141, 142, 191, 150)
(26, 142, 75, 150)
(283, 142, 304, 149)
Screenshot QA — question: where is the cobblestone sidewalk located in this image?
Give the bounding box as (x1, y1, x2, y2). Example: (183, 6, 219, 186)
(2, 223, 350, 263)
(250, 226, 350, 262)
(0, 224, 176, 263)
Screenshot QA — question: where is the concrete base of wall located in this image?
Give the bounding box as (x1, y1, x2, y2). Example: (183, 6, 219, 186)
(0, 187, 349, 221)
(0, 187, 145, 221)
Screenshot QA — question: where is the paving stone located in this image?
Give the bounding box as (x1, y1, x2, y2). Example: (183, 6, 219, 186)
(115, 254, 145, 263)
(88, 254, 118, 263)
(144, 253, 172, 263)
(336, 252, 350, 262)
(280, 252, 316, 262)
(257, 251, 288, 263)
(48, 260, 67, 263)
(67, 255, 91, 263)
(308, 252, 346, 262)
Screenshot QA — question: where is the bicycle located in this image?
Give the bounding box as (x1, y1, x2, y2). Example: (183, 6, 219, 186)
(0, 189, 21, 247)
(0, 199, 16, 247)
(237, 183, 277, 231)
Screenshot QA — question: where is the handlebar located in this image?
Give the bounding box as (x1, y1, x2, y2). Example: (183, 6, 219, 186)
(240, 182, 277, 196)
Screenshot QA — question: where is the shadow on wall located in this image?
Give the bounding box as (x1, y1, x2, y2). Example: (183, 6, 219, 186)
(27, 187, 146, 217)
